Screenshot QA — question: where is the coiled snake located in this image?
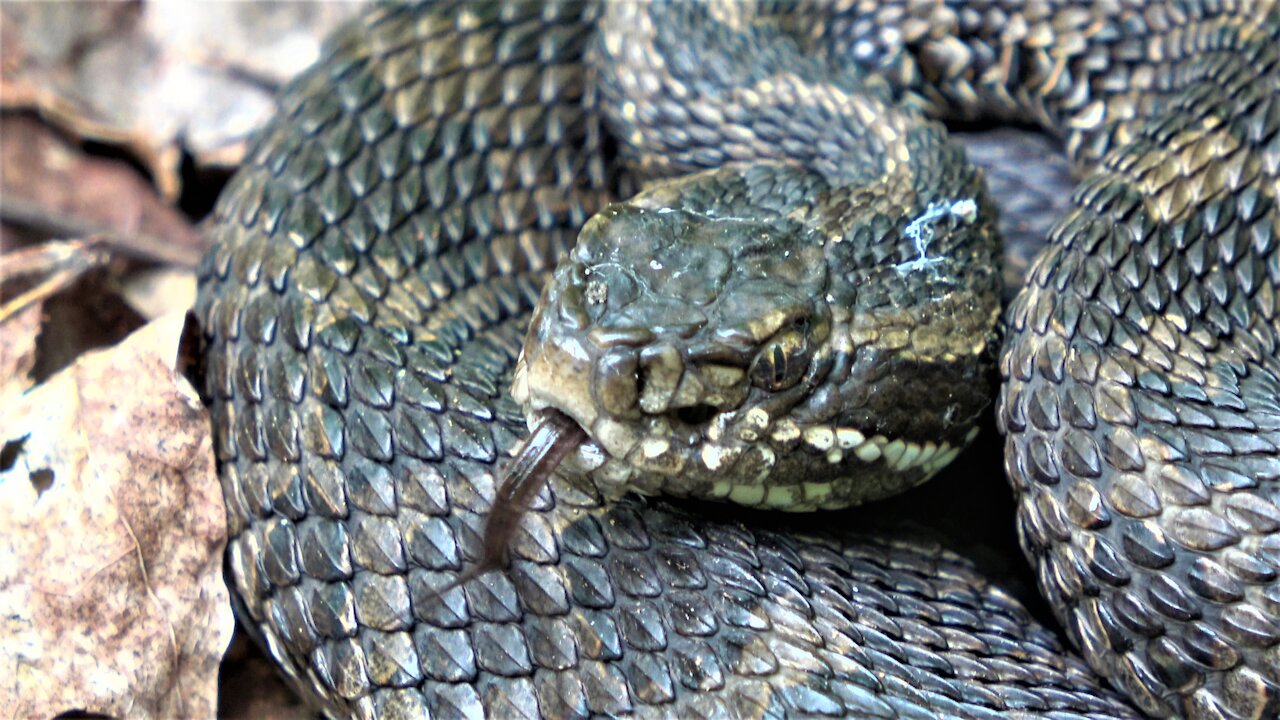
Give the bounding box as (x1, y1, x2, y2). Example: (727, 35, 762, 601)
(194, 2, 1280, 718)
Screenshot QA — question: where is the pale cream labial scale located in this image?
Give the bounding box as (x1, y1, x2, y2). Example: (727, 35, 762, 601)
(640, 436, 670, 460)
(708, 422, 980, 510)
(699, 442, 746, 473)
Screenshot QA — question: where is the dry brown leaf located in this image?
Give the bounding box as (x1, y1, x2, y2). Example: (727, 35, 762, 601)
(0, 116, 206, 267)
(122, 266, 197, 321)
(1, 1, 368, 193)
(0, 311, 232, 719)
(0, 299, 41, 403)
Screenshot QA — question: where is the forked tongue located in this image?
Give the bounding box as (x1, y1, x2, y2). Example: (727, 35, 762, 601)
(431, 409, 586, 597)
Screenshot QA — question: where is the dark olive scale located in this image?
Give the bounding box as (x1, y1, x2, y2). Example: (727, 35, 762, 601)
(196, 0, 1280, 718)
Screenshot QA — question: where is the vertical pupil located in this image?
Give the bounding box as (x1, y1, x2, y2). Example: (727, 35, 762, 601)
(772, 345, 787, 385)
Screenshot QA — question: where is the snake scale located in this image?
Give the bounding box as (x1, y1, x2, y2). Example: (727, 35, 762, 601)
(194, 2, 1280, 718)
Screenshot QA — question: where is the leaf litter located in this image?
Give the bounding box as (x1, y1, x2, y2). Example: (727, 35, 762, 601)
(0, 2, 378, 713)
(0, 312, 231, 719)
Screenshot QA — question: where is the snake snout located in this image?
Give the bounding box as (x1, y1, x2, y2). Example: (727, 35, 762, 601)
(595, 342, 750, 424)
(635, 343, 747, 417)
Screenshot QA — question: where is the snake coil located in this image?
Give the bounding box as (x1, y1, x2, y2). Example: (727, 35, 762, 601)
(197, 2, 1280, 718)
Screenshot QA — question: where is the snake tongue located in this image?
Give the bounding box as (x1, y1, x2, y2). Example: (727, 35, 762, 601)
(432, 409, 587, 597)
(494, 409, 588, 525)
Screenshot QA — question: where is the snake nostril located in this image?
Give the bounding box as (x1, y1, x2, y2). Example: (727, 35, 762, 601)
(676, 404, 717, 425)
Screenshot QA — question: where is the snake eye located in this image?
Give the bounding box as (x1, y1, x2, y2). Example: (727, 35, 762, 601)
(750, 328, 809, 391)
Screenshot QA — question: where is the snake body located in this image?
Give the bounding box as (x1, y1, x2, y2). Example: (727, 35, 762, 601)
(195, 2, 1280, 718)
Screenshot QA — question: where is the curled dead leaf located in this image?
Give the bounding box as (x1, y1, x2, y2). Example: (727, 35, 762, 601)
(1, 2, 368, 194)
(0, 116, 206, 267)
(0, 311, 231, 719)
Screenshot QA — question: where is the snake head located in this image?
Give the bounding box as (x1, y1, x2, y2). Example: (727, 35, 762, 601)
(513, 165, 1000, 510)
